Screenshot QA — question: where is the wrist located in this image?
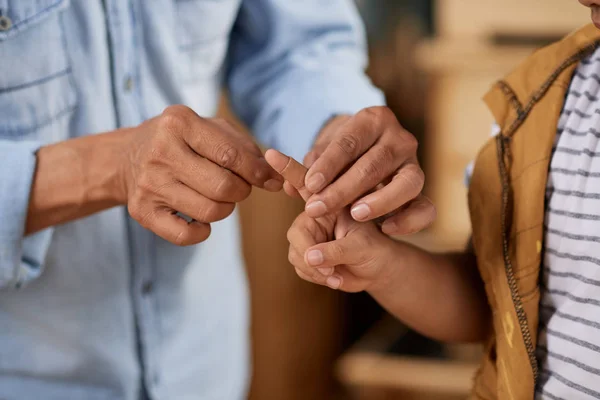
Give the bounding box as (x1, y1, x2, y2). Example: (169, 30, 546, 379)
(72, 128, 133, 207)
(365, 240, 416, 296)
(26, 130, 132, 234)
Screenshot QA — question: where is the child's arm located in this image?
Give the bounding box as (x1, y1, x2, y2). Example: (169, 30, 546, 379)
(266, 149, 490, 343)
(367, 244, 490, 343)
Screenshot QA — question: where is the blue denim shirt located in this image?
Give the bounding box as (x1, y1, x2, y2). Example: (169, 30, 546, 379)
(0, 1, 384, 399)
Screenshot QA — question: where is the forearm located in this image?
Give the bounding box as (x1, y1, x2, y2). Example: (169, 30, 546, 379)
(26, 129, 129, 235)
(368, 243, 490, 343)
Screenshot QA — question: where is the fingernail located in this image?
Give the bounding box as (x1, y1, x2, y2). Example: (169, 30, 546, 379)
(317, 267, 334, 276)
(382, 220, 397, 234)
(264, 179, 283, 192)
(306, 172, 326, 192)
(351, 204, 371, 221)
(307, 250, 324, 266)
(326, 276, 342, 290)
(306, 201, 327, 217)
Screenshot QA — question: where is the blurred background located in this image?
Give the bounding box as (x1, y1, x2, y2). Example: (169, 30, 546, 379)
(220, 1, 590, 399)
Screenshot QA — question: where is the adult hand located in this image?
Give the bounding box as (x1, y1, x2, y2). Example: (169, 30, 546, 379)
(119, 105, 283, 246)
(294, 107, 435, 235)
(266, 149, 397, 292)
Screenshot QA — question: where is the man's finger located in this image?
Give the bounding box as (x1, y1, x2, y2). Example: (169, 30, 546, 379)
(304, 143, 405, 219)
(265, 149, 312, 201)
(165, 184, 236, 223)
(211, 118, 263, 157)
(173, 143, 252, 203)
(138, 206, 212, 246)
(283, 181, 302, 198)
(303, 112, 379, 194)
(381, 195, 436, 236)
(185, 120, 282, 191)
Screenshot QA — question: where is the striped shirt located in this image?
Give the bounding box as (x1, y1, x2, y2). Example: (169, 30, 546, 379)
(535, 47, 600, 400)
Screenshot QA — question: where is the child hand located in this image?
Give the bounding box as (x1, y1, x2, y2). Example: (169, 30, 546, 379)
(265, 149, 396, 292)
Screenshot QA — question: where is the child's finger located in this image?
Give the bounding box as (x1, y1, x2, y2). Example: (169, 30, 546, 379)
(304, 234, 370, 269)
(289, 247, 333, 283)
(265, 149, 312, 201)
(283, 181, 301, 198)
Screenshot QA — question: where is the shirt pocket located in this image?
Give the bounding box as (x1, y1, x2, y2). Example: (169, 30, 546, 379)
(0, 0, 76, 142)
(173, 0, 241, 83)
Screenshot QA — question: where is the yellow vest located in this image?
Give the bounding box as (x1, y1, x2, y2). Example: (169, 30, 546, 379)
(469, 24, 600, 400)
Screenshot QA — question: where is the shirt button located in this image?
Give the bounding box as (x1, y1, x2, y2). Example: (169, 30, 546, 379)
(0, 16, 12, 31)
(123, 76, 134, 92)
(141, 281, 153, 295)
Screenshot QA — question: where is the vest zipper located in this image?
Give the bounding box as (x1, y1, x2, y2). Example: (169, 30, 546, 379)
(496, 133, 539, 384)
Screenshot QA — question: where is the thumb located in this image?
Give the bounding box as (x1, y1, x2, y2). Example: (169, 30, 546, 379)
(265, 149, 312, 201)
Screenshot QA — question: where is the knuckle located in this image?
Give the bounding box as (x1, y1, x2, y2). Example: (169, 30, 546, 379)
(253, 165, 269, 183)
(328, 243, 344, 261)
(360, 106, 396, 129)
(378, 141, 399, 164)
(136, 173, 156, 194)
(336, 134, 361, 157)
(421, 199, 437, 224)
(286, 225, 299, 244)
(399, 164, 425, 195)
(216, 171, 251, 202)
(174, 229, 192, 246)
(130, 204, 153, 229)
(310, 269, 325, 283)
(127, 202, 142, 222)
(358, 158, 386, 182)
(401, 132, 419, 154)
(159, 107, 189, 133)
(288, 249, 300, 266)
(200, 201, 232, 222)
(214, 142, 241, 170)
(214, 173, 238, 200)
(320, 189, 343, 210)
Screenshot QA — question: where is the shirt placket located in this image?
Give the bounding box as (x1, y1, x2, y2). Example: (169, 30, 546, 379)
(103, 0, 161, 398)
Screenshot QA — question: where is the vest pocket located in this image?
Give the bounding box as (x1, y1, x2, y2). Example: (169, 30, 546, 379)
(0, 0, 76, 142)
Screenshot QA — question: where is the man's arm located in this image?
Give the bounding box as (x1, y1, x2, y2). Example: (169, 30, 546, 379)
(227, 2, 435, 234)
(1, 105, 282, 289)
(226, 0, 385, 162)
(25, 130, 127, 235)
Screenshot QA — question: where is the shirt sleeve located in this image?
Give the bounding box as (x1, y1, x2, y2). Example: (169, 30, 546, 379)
(0, 140, 54, 289)
(226, 0, 386, 161)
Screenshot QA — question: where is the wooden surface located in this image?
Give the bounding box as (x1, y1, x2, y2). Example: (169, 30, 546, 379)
(336, 317, 480, 399)
(239, 189, 346, 400)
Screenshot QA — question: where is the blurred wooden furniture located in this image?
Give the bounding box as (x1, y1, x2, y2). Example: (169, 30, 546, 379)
(416, 0, 589, 250)
(437, 0, 589, 39)
(337, 316, 480, 400)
